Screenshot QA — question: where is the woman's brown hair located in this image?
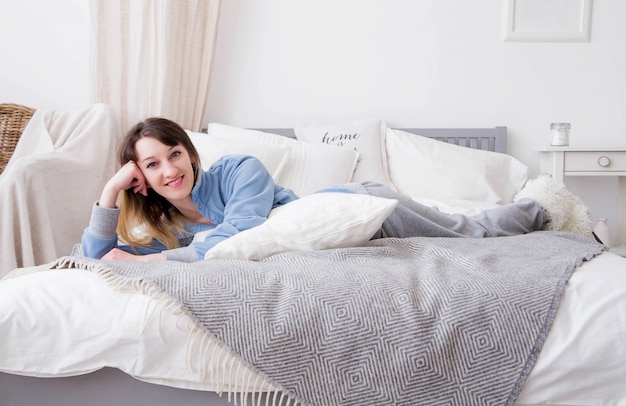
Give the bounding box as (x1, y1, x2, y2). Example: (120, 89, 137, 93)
(116, 118, 201, 250)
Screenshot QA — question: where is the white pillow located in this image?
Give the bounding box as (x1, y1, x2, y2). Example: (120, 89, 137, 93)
(294, 118, 392, 187)
(386, 129, 528, 204)
(206, 123, 359, 196)
(186, 130, 289, 179)
(204, 192, 398, 261)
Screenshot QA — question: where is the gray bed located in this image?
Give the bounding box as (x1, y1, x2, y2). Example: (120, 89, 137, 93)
(2, 126, 625, 406)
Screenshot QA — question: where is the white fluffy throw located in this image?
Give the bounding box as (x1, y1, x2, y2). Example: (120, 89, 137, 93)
(515, 175, 592, 237)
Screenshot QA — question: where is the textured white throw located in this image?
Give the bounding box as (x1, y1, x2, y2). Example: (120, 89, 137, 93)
(0, 104, 118, 276)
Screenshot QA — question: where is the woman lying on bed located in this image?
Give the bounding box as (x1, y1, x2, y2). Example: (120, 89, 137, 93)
(81, 117, 585, 263)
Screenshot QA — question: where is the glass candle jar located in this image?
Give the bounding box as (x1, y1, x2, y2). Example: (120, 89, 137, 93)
(550, 123, 571, 146)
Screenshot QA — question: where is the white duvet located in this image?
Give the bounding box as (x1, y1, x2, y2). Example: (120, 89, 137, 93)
(1, 249, 625, 405)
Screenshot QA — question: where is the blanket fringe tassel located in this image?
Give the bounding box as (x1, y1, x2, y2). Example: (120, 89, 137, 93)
(27, 256, 304, 406)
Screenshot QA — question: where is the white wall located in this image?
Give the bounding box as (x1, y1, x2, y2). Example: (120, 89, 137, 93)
(204, 0, 626, 243)
(2, 0, 625, 240)
(0, 0, 90, 110)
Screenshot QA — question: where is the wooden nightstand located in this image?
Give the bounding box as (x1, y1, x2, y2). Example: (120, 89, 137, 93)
(539, 147, 626, 256)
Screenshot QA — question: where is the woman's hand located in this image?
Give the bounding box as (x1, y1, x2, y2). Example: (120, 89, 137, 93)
(99, 161, 148, 208)
(102, 248, 165, 262)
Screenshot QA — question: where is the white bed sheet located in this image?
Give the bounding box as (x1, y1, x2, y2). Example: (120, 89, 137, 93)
(1, 248, 625, 405)
(0, 268, 272, 394)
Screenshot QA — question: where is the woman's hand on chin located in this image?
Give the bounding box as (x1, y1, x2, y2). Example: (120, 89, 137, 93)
(102, 248, 165, 262)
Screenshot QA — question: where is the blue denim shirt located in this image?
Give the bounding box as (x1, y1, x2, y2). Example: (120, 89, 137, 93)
(81, 155, 299, 262)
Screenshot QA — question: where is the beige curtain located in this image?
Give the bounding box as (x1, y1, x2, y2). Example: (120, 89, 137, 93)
(90, 0, 220, 135)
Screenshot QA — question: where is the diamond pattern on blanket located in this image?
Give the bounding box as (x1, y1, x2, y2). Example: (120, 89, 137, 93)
(59, 232, 604, 406)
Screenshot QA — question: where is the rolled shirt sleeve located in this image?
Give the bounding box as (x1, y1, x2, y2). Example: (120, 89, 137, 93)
(81, 202, 121, 259)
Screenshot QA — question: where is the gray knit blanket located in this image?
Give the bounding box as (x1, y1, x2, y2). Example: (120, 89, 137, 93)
(56, 231, 604, 406)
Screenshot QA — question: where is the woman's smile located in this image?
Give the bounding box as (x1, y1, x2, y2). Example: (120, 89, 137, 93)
(166, 175, 185, 188)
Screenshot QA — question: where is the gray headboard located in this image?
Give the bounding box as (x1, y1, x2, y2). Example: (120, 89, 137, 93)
(252, 127, 507, 154)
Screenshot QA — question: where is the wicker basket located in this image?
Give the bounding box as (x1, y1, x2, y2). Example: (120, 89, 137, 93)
(0, 103, 36, 175)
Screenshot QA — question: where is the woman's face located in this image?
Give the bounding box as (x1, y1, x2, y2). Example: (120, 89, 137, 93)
(134, 136, 195, 204)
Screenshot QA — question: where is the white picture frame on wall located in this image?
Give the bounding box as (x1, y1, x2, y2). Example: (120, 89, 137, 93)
(503, 0, 593, 42)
